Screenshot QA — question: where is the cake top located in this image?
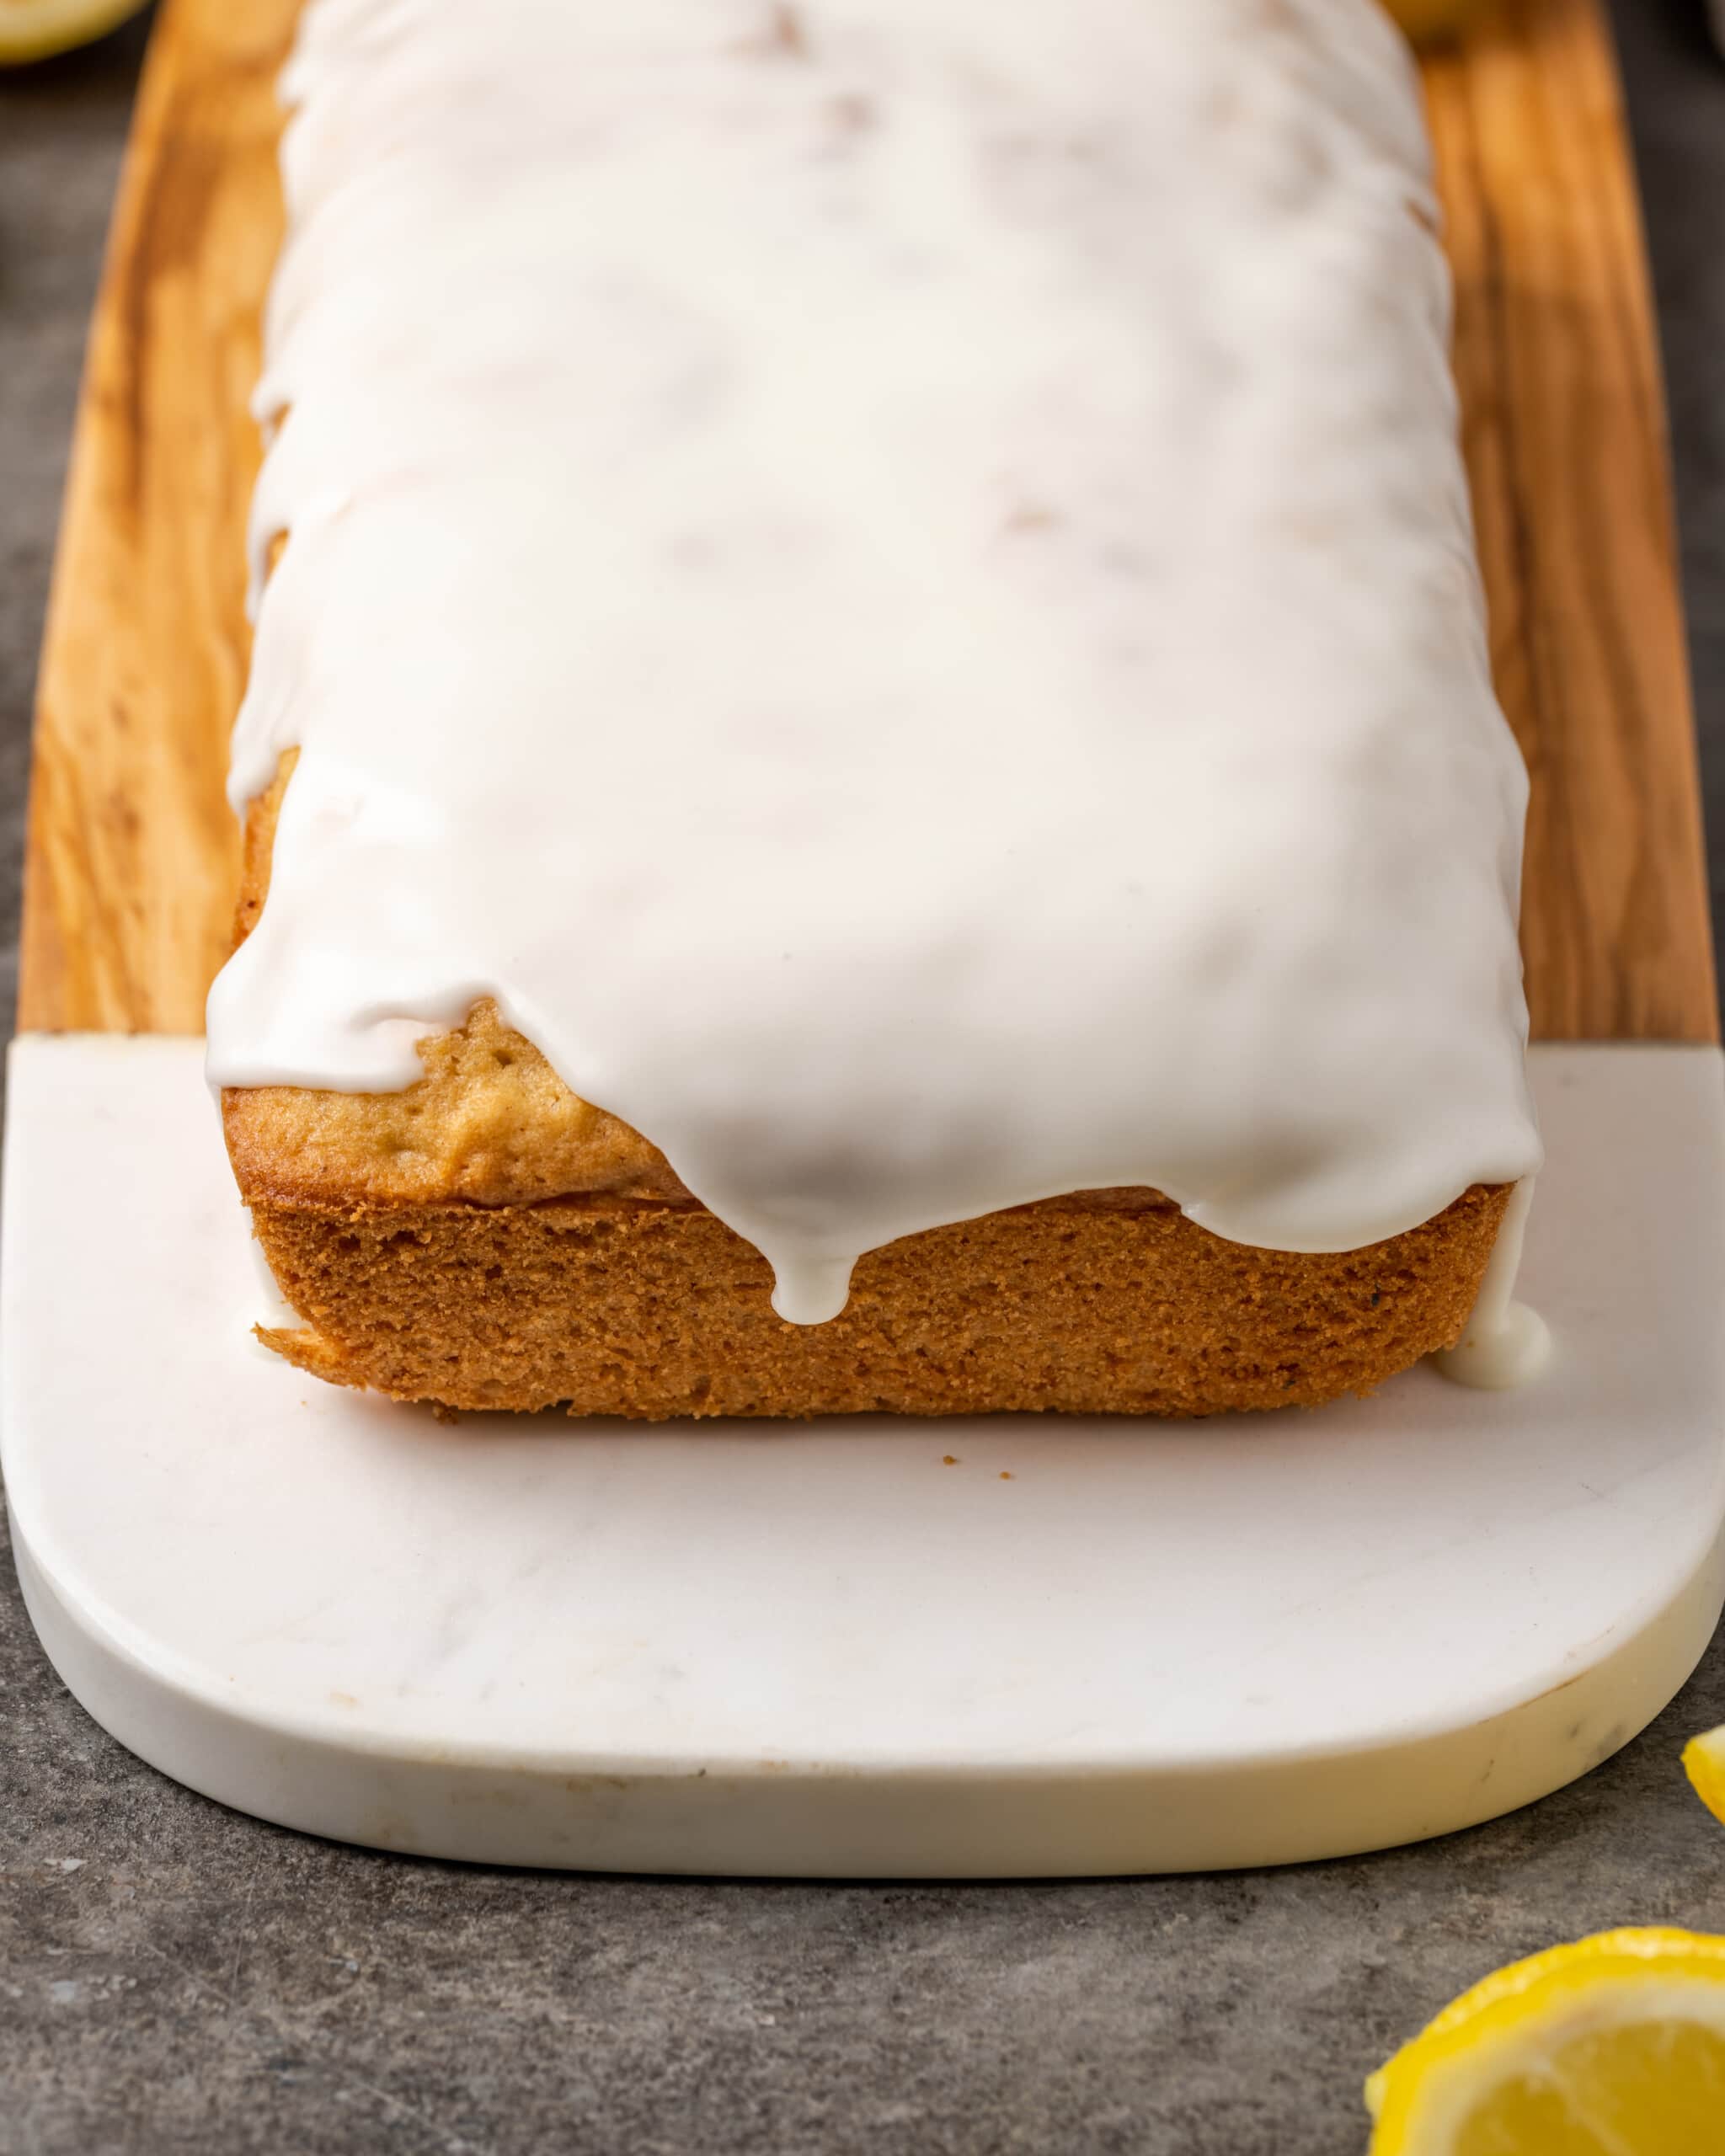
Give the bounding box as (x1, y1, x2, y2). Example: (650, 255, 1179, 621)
(207, 0, 1541, 1323)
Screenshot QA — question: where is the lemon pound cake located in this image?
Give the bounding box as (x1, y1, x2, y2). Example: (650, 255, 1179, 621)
(206, 0, 1543, 1418)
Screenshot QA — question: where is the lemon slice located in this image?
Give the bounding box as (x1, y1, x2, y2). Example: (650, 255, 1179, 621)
(1685, 1726, 1725, 1827)
(0, 0, 147, 67)
(1366, 1929, 1725, 2153)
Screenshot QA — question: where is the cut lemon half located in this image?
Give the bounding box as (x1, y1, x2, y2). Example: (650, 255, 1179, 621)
(0, 0, 147, 67)
(1685, 1726, 1725, 1827)
(1366, 1929, 1725, 2153)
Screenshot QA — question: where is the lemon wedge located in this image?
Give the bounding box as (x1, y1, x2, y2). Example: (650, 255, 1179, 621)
(1366, 1929, 1725, 2153)
(0, 0, 147, 67)
(1685, 1726, 1725, 1828)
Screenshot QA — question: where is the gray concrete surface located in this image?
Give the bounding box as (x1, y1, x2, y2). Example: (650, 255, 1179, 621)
(3, 7, 1724, 2152)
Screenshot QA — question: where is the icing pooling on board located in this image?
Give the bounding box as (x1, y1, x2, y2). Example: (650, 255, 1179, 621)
(206, 0, 1543, 1326)
(1435, 1177, 1551, 1390)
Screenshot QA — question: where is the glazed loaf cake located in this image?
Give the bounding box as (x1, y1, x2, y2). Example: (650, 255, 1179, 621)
(210, 0, 1541, 1417)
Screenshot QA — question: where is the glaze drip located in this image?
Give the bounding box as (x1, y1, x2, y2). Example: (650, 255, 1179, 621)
(1434, 1179, 1551, 1390)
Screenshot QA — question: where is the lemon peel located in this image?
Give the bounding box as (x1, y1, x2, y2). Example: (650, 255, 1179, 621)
(1367, 1928, 1725, 2154)
(0, 0, 148, 68)
(1685, 1724, 1725, 1828)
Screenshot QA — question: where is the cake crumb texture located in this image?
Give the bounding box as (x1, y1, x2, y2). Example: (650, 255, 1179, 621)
(248, 1182, 1509, 1420)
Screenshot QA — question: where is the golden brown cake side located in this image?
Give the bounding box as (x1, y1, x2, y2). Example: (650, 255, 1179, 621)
(225, 759, 1511, 1417)
(248, 1177, 1509, 1419)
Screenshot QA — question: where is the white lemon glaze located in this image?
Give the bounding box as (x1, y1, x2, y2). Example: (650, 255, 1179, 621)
(206, 0, 1543, 1325)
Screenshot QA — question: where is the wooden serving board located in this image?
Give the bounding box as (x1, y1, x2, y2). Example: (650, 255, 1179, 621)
(17, 0, 1717, 1044)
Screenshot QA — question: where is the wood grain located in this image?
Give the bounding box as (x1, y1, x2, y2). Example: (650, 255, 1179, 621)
(1428, 0, 1717, 1038)
(17, 0, 1717, 1042)
(19, 0, 295, 1035)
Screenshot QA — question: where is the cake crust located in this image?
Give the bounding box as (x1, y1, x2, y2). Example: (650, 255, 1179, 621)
(249, 1177, 1509, 1419)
